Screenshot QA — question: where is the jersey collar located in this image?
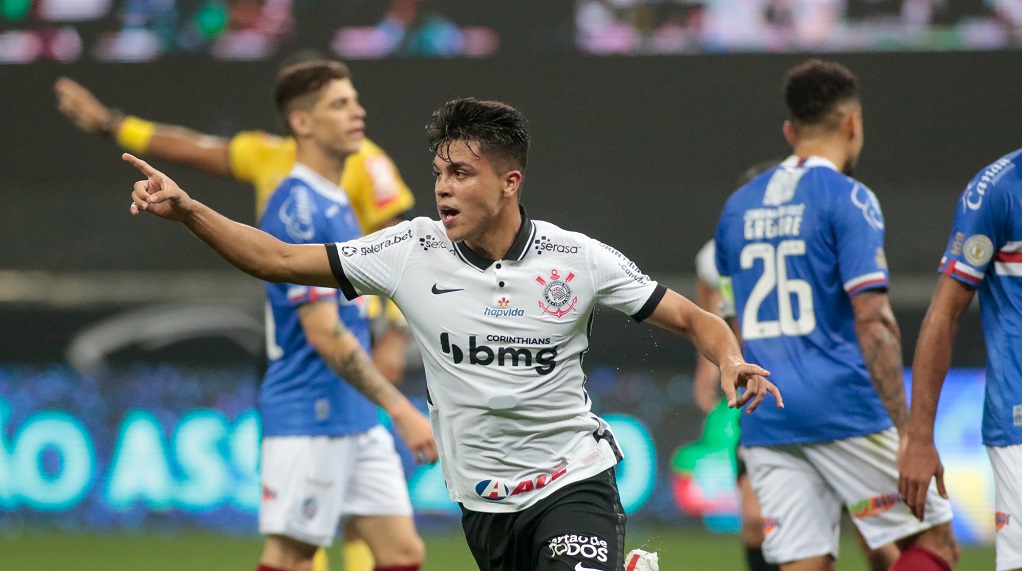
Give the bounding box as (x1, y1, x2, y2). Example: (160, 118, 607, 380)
(452, 204, 536, 271)
(289, 163, 349, 204)
(783, 155, 839, 172)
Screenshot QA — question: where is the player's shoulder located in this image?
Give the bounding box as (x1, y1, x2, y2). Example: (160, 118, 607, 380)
(530, 219, 598, 254)
(232, 130, 292, 149)
(962, 148, 1022, 203)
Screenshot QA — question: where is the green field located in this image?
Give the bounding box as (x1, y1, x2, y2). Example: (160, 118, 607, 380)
(0, 528, 995, 570)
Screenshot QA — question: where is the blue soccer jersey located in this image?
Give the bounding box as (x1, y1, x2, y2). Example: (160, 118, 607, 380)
(937, 149, 1022, 447)
(716, 156, 893, 446)
(258, 164, 376, 437)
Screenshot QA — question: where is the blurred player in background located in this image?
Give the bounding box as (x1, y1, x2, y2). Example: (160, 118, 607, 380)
(694, 162, 897, 571)
(54, 68, 412, 571)
(899, 148, 1022, 571)
(122, 96, 783, 571)
(251, 59, 433, 571)
(714, 59, 959, 570)
(695, 236, 899, 571)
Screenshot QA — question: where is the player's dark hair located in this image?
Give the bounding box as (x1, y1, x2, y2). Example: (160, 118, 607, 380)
(426, 98, 530, 173)
(274, 60, 351, 132)
(783, 59, 858, 130)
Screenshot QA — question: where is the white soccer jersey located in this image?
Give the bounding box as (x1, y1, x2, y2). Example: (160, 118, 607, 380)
(325, 207, 665, 512)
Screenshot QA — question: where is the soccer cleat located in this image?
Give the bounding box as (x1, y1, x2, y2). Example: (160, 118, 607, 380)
(624, 549, 659, 571)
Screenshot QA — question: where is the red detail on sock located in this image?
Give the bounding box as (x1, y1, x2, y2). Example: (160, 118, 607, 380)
(625, 553, 640, 571)
(373, 566, 421, 571)
(256, 565, 285, 571)
(890, 546, 952, 571)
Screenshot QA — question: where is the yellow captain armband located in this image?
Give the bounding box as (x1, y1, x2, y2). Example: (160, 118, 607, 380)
(718, 276, 736, 319)
(115, 116, 157, 154)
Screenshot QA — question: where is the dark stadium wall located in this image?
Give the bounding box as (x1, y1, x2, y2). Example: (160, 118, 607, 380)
(3, 51, 1019, 274)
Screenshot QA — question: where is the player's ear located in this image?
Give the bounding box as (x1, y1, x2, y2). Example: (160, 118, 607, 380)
(782, 121, 797, 147)
(288, 109, 311, 137)
(846, 109, 863, 142)
(502, 170, 523, 198)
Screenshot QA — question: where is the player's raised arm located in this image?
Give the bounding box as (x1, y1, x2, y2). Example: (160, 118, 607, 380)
(646, 289, 782, 413)
(57, 77, 233, 177)
(124, 153, 335, 287)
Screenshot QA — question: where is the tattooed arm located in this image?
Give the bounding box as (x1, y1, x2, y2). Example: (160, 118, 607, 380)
(298, 301, 437, 462)
(851, 290, 908, 430)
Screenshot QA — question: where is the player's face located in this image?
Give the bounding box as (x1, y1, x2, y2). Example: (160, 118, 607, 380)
(433, 139, 516, 244)
(308, 78, 366, 157)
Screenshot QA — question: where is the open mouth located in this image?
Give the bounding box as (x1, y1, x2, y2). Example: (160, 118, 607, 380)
(438, 205, 460, 225)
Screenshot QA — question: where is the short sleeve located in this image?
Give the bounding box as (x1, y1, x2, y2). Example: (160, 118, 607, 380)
(938, 177, 1011, 287)
(834, 182, 890, 296)
(342, 139, 416, 233)
(326, 222, 415, 301)
(589, 239, 664, 322)
(229, 131, 283, 184)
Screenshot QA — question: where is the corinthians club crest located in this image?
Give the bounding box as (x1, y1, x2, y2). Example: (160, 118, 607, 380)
(536, 269, 577, 318)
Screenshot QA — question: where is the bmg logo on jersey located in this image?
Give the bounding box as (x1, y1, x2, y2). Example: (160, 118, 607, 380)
(547, 533, 609, 564)
(440, 333, 558, 375)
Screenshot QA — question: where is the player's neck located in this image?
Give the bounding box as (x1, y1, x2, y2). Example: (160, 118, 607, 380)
(296, 146, 347, 185)
(463, 203, 523, 261)
(791, 140, 849, 173)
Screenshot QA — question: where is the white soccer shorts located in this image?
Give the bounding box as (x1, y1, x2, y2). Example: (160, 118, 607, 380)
(744, 428, 953, 564)
(258, 425, 413, 547)
(988, 444, 1022, 571)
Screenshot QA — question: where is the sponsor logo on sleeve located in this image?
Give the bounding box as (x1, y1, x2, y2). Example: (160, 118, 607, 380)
(344, 228, 413, 256)
(963, 235, 994, 267)
(762, 517, 780, 535)
(850, 184, 884, 231)
(963, 157, 1014, 212)
(536, 269, 578, 318)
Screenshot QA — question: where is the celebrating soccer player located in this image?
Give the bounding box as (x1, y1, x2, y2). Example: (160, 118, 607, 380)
(713, 59, 959, 570)
(123, 97, 781, 571)
(898, 149, 1022, 571)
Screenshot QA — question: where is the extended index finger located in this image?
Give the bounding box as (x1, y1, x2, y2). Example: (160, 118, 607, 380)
(122, 153, 160, 177)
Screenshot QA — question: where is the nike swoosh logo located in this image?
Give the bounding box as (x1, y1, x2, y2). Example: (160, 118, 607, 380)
(575, 563, 601, 571)
(431, 284, 464, 295)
